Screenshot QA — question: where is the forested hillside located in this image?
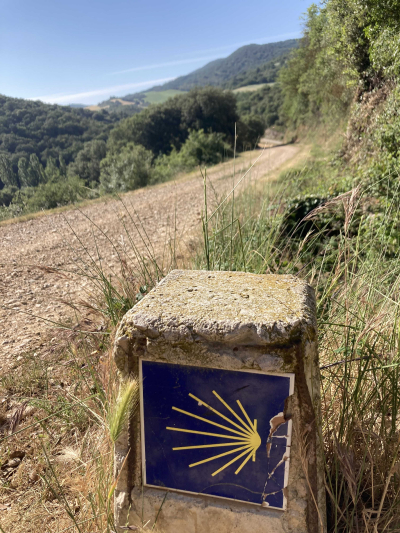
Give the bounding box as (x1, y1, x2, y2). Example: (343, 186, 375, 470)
(148, 39, 298, 91)
(0, 87, 265, 219)
(222, 52, 290, 90)
(0, 95, 119, 171)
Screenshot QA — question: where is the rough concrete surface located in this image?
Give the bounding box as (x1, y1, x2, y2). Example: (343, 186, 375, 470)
(114, 270, 326, 533)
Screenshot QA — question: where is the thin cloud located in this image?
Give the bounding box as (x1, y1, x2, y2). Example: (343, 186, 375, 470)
(110, 32, 300, 76)
(111, 55, 221, 75)
(30, 78, 175, 104)
(177, 32, 301, 57)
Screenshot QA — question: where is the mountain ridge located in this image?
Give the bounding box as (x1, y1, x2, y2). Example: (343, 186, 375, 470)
(147, 39, 299, 92)
(100, 38, 299, 107)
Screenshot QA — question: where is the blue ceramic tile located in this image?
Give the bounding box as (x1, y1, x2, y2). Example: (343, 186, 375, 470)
(140, 360, 293, 508)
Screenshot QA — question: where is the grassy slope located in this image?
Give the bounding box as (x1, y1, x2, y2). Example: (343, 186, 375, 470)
(141, 89, 185, 104)
(232, 83, 269, 92)
(196, 125, 400, 531)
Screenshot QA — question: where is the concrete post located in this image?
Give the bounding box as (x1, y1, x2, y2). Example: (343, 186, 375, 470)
(113, 270, 325, 533)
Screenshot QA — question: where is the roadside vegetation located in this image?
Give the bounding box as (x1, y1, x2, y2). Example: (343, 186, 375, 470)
(3, 1, 400, 532)
(195, 1, 400, 530)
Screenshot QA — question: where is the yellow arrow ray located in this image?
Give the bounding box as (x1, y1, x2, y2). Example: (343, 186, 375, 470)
(212, 391, 254, 434)
(166, 427, 249, 440)
(172, 407, 249, 438)
(235, 448, 256, 475)
(173, 441, 250, 450)
(189, 392, 252, 436)
(189, 444, 252, 468)
(211, 447, 255, 477)
(236, 400, 256, 432)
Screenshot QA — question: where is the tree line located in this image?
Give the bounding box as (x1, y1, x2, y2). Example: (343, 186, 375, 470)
(0, 87, 265, 218)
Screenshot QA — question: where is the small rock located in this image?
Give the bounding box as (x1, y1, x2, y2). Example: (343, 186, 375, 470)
(28, 469, 39, 483)
(7, 458, 21, 468)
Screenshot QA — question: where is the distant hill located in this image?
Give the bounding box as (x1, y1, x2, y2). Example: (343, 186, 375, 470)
(149, 39, 298, 91)
(98, 90, 186, 111)
(87, 98, 143, 116)
(69, 103, 87, 108)
(222, 52, 292, 90)
(99, 40, 298, 110)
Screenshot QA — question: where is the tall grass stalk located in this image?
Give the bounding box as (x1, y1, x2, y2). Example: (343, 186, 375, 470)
(108, 379, 139, 443)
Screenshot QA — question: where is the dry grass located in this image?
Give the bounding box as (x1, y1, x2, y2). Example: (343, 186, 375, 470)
(198, 152, 400, 531)
(0, 145, 304, 532)
(0, 321, 115, 533)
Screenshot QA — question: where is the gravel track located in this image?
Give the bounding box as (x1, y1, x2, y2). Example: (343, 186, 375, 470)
(0, 144, 298, 371)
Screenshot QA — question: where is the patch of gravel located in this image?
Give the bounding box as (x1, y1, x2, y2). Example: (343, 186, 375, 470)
(0, 145, 298, 372)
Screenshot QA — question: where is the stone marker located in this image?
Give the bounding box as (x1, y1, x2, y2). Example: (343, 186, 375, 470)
(113, 270, 325, 533)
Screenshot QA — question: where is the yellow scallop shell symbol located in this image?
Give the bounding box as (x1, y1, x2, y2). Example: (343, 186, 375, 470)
(166, 390, 261, 477)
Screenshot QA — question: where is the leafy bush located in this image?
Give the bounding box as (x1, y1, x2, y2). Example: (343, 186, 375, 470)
(100, 143, 153, 193)
(26, 175, 87, 211)
(153, 130, 231, 182)
(0, 185, 17, 206)
(108, 87, 238, 156)
(174, 129, 230, 166)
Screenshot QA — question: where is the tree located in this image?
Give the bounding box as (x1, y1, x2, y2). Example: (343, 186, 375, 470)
(67, 140, 107, 184)
(100, 144, 153, 193)
(17, 154, 46, 187)
(108, 87, 239, 156)
(179, 87, 238, 145)
(236, 116, 265, 151)
(0, 153, 19, 188)
(108, 103, 183, 156)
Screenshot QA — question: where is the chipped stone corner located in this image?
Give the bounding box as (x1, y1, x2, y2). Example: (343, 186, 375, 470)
(112, 270, 326, 533)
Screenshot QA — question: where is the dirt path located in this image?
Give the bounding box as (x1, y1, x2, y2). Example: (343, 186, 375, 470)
(0, 144, 299, 371)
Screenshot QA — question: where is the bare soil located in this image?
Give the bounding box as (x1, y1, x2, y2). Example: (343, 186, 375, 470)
(0, 145, 298, 373)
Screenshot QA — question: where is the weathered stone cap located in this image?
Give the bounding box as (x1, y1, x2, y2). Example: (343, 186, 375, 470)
(118, 270, 316, 346)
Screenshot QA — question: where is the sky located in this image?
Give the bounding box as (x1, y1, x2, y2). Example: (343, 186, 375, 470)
(0, 0, 311, 106)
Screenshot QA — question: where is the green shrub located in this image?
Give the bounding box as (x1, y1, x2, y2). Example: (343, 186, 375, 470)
(100, 143, 153, 193)
(177, 129, 230, 166)
(26, 175, 87, 211)
(153, 130, 231, 183)
(0, 185, 17, 206)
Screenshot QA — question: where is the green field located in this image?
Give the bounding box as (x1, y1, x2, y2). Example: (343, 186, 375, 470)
(142, 89, 186, 104)
(232, 83, 270, 93)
